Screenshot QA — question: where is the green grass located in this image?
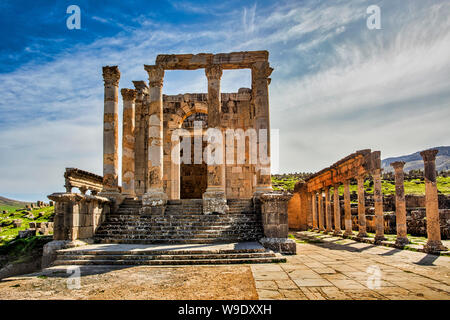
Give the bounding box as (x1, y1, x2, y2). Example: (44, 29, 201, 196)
(0, 235, 53, 268)
(271, 176, 450, 195)
(0, 206, 54, 245)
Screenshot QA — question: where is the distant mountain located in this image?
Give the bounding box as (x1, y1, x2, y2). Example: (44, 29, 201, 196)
(0, 196, 30, 208)
(382, 146, 450, 173)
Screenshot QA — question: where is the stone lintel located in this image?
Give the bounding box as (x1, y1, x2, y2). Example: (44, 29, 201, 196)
(155, 51, 268, 70)
(47, 192, 111, 203)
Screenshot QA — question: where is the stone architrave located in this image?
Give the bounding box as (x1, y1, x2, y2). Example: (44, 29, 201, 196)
(121, 88, 136, 197)
(333, 184, 342, 235)
(324, 187, 332, 233)
(373, 168, 386, 242)
(318, 190, 325, 231)
(101, 66, 120, 193)
(343, 179, 353, 236)
(391, 161, 409, 246)
(252, 61, 273, 195)
(142, 65, 167, 207)
(202, 64, 228, 214)
(356, 175, 367, 237)
(420, 149, 448, 253)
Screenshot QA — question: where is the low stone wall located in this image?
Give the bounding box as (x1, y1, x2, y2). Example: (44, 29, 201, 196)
(47, 193, 111, 241)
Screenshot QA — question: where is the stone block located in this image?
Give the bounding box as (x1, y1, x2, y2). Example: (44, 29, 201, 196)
(18, 229, 36, 238)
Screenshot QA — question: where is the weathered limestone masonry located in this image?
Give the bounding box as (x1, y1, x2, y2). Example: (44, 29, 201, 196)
(121, 88, 136, 197)
(291, 150, 383, 239)
(101, 66, 120, 196)
(47, 51, 294, 258)
(373, 168, 385, 242)
(391, 161, 409, 245)
(259, 193, 296, 254)
(420, 149, 448, 253)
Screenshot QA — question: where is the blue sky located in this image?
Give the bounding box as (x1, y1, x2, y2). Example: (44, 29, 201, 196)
(0, 0, 449, 201)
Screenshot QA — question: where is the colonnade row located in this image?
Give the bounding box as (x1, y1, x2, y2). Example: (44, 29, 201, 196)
(100, 51, 274, 213)
(307, 149, 447, 253)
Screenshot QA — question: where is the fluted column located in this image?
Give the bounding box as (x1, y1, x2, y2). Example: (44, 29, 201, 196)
(318, 190, 325, 231)
(391, 162, 409, 246)
(311, 192, 318, 230)
(357, 175, 367, 237)
(121, 89, 136, 197)
(420, 149, 447, 253)
(325, 187, 332, 233)
(252, 61, 273, 195)
(142, 65, 167, 206)
(202, 64, 228, 214)
(373, 168, 385, 242)
(101, 66, 120, 193)
(333, 184, 342, 235)
(343, 179, 353, 236)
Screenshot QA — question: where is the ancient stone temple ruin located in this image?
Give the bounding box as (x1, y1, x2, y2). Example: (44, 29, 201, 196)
(46, 51, 295, 267)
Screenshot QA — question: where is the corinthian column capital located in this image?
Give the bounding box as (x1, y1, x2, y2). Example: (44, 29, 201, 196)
(420, 149, 438, 162)
(205, 64, 223, 80)
(121, 88, 136, 101)
(102, 66, 120, 86)
(390, 161, 405, 171)
(251, 61, 273, 80)
(144, 65, 164, 87)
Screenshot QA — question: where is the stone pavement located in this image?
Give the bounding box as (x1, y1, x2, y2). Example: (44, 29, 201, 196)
(251, 233, 450, 300)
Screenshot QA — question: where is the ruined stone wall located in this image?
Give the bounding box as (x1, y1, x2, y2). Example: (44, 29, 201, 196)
(162, 89, 255, 200)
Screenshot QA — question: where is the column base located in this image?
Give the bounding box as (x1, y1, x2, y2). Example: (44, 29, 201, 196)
(202, 189, 228, 214)
(142, 189, 167, 207)
(333, 230, 343, 236)
(374, 235, 387, 243)
(395, 237, 409, 247)
(357, 231, 368, 238)
(423, 240, 448, 253)
(343, 230, 353, 237)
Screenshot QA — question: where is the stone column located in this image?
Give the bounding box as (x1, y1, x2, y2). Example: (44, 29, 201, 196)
(391, 162, 409, 246)
(132, 81, 149, 198)
(333, 184, 342, 235)
(252, 61, 274, 195)
(121, 88, 136, 197)
(373, 168, 386, 242)
(311, 192, 318, 230)
(101, 66, 120, 194)
(318, 190, 325, 231)
(325, 186, 332, 233)
(202, 64, 228, 214)
(343, 179, 353, 236)
(420, 150, 447, 252)
(142, 65, 167, 207)
(357, 175, 367, 237)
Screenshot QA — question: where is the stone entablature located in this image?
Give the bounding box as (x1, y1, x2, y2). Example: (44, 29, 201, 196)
(64, 167, 104, 194)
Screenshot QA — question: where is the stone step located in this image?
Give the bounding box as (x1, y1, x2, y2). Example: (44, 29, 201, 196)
(93, 238, 261, 244)
(53, 256, 286, 266)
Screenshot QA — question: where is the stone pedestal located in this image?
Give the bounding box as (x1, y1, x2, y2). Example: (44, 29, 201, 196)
(373, 169, 386, 242)
(259, 192, 296, 254)
(333, 184, 342, 235)
(143, 65, 167, 207)
(391, 162, 409, 246)
(343, 180, 353, 236)
(420, 149, 448, 253)
(357, 175, 368, 237)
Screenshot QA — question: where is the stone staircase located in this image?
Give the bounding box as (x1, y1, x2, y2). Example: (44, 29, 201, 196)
(52, 242, 286, 266)
(93, 198, 264, 244)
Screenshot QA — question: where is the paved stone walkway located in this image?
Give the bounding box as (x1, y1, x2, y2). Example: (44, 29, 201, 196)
(251, 233, 450, 300)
